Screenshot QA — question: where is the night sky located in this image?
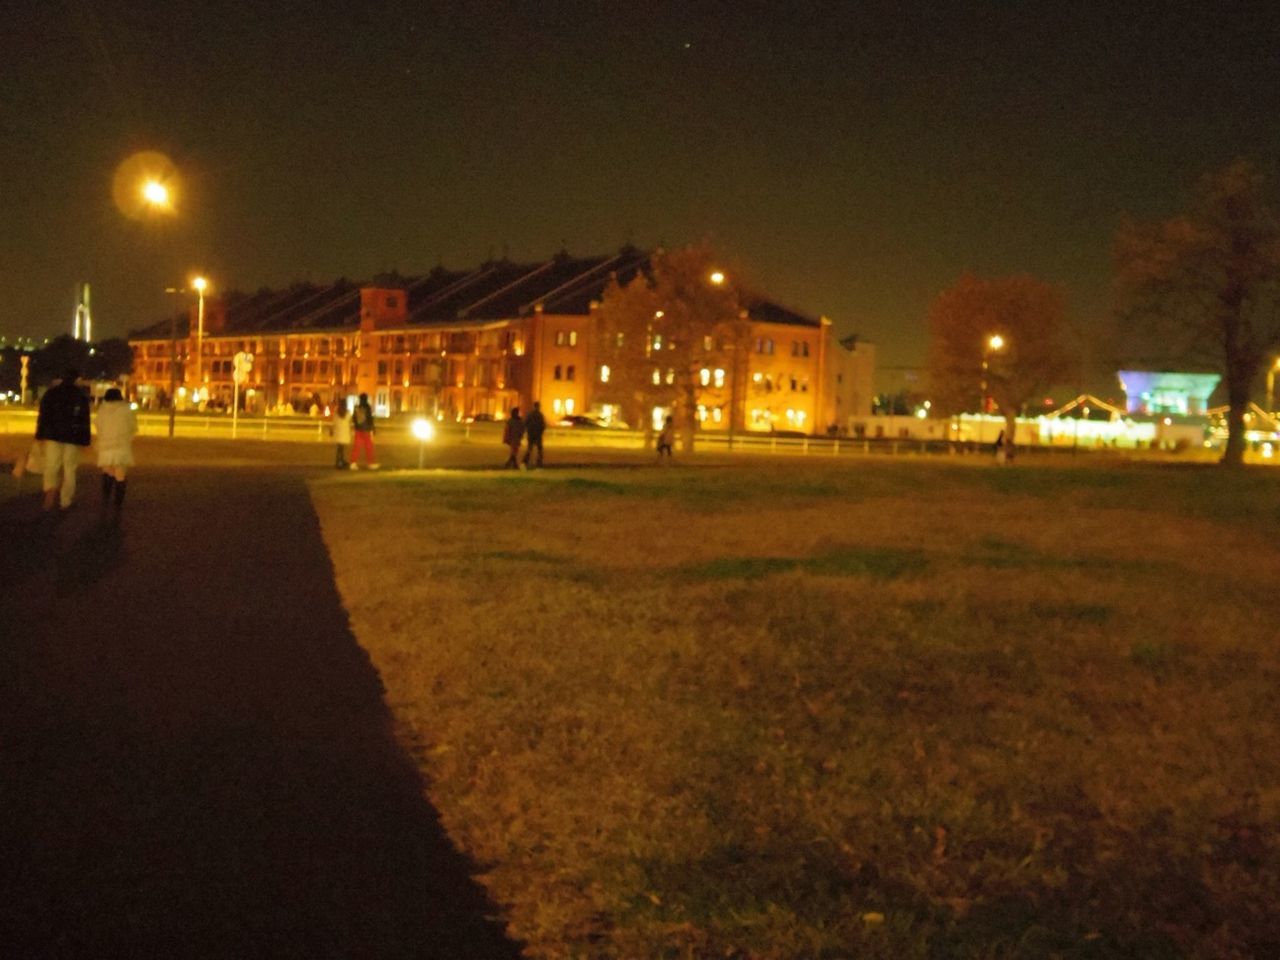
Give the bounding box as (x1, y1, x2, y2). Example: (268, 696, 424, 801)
(4, 1, 1279, 378)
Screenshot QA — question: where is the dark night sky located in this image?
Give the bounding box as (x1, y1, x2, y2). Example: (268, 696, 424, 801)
(4, 0, 1279, 376)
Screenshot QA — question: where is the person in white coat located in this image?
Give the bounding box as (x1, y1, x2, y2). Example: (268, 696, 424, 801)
(331, 398, 352, 468)
(96, 387, 138, 515)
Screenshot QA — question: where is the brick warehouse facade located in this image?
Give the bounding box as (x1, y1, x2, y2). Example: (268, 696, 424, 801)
(126, 250, 875, 432)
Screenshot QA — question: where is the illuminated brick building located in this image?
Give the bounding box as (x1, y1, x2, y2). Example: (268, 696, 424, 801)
(126, 250, 874, 431)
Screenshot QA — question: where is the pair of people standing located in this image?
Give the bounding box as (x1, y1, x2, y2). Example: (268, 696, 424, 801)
(35, 369, 136, 516)
(502, 402, 546, 469)
(331, 394, 379, 469)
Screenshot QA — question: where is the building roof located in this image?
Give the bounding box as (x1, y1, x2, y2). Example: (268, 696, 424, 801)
(128, 250, 821, 339)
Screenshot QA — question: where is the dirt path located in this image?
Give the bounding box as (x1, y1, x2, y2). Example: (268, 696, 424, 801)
(0, 467, 521, 958)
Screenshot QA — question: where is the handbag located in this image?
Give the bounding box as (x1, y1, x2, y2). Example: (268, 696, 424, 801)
(22, 441, 44, 477)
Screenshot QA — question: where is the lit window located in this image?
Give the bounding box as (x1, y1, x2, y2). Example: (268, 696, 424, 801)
(565, 398, 575, 414)
(553, 398, 563, 414)
(713, 368, 725, 389)
(712, 407, 723, 423)
(652, 368, 661, 385)
(600, 364, 611, 383)
(652, 334, 663, 351)
(699, 368, 711, 386)
(569, 331, 578, 346)
(555, 331, 566, 346)
(703, 335, 713, 351)
(697, 405, 707, 421)
(665, 368, 675, 385)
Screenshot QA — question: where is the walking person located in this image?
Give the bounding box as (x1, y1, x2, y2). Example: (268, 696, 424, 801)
(331, 399, 352, 469)
(95, 387, 138, 519)
(36, 368, 91, 511)
(523, 401, 546, 468)
(502, 407, 525, 469)
(656, 414, 675, 463)
(350, 393, 379, 470)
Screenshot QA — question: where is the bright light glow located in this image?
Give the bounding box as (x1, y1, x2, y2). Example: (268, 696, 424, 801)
(192, 276, 208, 292)
(915, 408, 928, 419)
(713, 368, 725, 389)
(654, 310, 665, 319)
(553, 398, 563, 414)
(411, 418, 435, 441)
(600, 364, 610, 383)
(699, 368, 711, 386)
(987, 334, 1005, 352)
(1264, 443, 1275, 459)
(565, 398, 576, 414)
(752, 372, 763, 383)
(709, 271, 726, 285)
(142, 180, 170, 207)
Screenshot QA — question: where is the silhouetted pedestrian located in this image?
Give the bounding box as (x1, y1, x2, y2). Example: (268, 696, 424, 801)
(96, 387, 137, 518)
(36, 368, 91, 511)
(503, 408, 525, 469)
(657, 415, 675, 462)
(350, 393, 379, 470)
(523, 401, 546, 468)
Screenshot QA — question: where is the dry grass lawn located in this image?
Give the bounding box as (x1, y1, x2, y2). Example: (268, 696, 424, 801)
(310, 459, 1280, 959)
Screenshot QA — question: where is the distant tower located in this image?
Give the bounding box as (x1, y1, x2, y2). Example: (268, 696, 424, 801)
(73, 283, 92, 342)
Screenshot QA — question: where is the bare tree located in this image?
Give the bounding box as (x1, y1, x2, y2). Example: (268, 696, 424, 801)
(927, 274, 1071, 449)
(596, 246, 747, 451)
(1115, 159, 1280, 466)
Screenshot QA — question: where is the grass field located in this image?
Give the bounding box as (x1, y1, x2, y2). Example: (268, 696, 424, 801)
(312, 458, 1280, 959)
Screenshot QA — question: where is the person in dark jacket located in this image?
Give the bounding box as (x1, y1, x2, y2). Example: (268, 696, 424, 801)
(503, 408, 525, 469)
(523, 401, 546, 468)
(36, 368, 92, 511)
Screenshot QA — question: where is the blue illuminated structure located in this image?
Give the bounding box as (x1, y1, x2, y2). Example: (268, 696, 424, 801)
(1117, 371, 1220, 416)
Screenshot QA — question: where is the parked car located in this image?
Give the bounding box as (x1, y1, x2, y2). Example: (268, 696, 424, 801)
(558, 415, 604, 428)
(465, 412, 495, 423)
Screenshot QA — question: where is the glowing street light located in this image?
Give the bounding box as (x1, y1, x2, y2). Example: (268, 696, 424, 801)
(142, 179, 172, 210)
(709, 270, 726, 285)
(192, 275, 209, 401)
(139, 174, 182, 436)
(980, 333, 1006, 422)
(411, 417, 435, 467)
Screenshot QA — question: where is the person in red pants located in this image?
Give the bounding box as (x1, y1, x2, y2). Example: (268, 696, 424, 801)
(350, 393, 379, 470)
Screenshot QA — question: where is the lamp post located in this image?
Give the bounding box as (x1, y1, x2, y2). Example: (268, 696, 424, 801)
(980, 334, 1005, 444)
(139, 178, 179, 437)
(192, 275, 208, 404)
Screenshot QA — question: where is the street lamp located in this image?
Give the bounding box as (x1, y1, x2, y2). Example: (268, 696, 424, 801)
(140, 177, 179, 437)
(980, 334, 1006, 441)
(709, 270, 726, 285)
(411, 417, 435, 467)
(192, 275, 209, 403)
